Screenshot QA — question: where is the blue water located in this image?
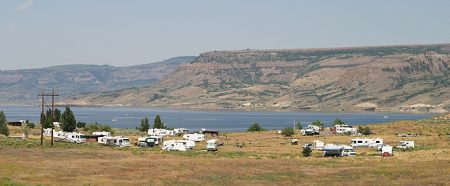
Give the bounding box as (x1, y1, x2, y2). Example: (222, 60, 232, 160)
(0, 106, 433, 132)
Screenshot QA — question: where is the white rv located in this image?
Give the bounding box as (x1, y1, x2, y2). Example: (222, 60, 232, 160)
(397, 141, 415, 149)
(382, 145, 394, 156)
(322, 145, 356, 157)
(300, 125, 320, 136)
(206, 139, 218, 151)
(92, 131, 111, 136)
(174, 128, 189, 135)
(162, 140, 196, 151)
(312, 140, 325, 150)
(148, 129, 175, 137)
(98, 136, 130, 147)
(351, 138, 383, 148)
(183, 133, 205, 142)
(334, 124, 357, 134)
(65, 133, 86, 143)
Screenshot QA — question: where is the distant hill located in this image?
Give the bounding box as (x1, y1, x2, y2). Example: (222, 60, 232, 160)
(61, 44, 450, 113)
(0, 56, 196, 104)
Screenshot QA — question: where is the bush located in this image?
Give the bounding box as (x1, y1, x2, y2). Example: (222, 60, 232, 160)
(281, 127, 295, 137)
(311, 120, 324, 128)
(358, 126, 372, 135)
(333, 118, 345, 126)
(83, 123, 113, 134)
(76, 121, 86, 128)
(0, 111, 9, 136)
(26, 122, 35, 129)
(247, 123, 264, 132)
(295, 122, 302, 130)
(302, 147, 312, 157)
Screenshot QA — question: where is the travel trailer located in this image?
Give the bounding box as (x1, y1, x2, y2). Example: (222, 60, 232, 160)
(183, 133, 205, 142)
(322, 145, 356, 157)
(174, 128, 189, 135)
(148, 129, 175, 137)
(382, 145, 394, 156)
(162, 140, 196, 151)
(206, 139, 218, 151)
(397, 141, 415, 149)
(65, 133, 86, 143)
(333, 124, 357, 134)
(300, 125, 320, 136)
(312, 140, 325, 150)
(92, 131, 111, 136)
(351, 138, 383, 148)
(98, 136, 130, 147)
(148, 136, 164, 145)
(137, 137, 156, 147)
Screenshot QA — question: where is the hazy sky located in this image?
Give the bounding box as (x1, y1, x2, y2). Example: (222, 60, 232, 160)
(1, 0, 450, 70)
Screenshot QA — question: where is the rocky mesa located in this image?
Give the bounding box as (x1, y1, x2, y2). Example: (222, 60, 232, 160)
(62, 44, 450, 112)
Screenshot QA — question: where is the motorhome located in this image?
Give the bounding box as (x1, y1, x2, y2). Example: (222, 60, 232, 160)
(397, 141, 415, 149)
(183, 133, 205, 142)
(322, 145, 356, 157)
(333, 124, 357, 134)
(351, 138, 383, 148)
(162, 140, 196, 151)
(92, 131, 111, 136)
(382, 145, 394, 156)
(148, 129, 175, 137)
(137, 137, 156, 147)
(206, 139, 218, 151)
(65, 133, 86, 143)
(300, 125, 320, 136)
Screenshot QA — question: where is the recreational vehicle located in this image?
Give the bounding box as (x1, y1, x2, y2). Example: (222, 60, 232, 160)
(333, 124, 357, 134)
(65, 133, 86, 143)
(397, 141, 415, 149)
(206, 139, 218, 151)
(92, 131, 111, 136)
(98, 136, 130, 147)
(148, 129, 175, 137)
(312, 140, 325, 150)
(300, 125, 320, 136)
(183, 133, 205, 142)
(148, 136, 164, 145)
(322, 145, 356, 157)
(174, 128, 189, 135)
(351, 138, 383, 148)
(162, 140, 195, 151)
(382, 145, 394, 156)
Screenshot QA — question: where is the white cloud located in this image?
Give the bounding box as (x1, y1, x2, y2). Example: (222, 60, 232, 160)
(16, 0, 33, 12)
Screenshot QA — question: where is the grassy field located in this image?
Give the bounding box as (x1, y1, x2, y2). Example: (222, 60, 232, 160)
(0, 117, 449, 185)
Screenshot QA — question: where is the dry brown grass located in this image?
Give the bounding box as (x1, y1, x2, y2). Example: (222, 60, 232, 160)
(1, 119, 449, 186)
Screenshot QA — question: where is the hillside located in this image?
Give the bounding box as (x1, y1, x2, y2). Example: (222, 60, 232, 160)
(0, 56, 196, 104)
(62, 44, 450, 112)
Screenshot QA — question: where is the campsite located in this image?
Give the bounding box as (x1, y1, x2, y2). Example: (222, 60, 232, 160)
(0, 115, 449, 185)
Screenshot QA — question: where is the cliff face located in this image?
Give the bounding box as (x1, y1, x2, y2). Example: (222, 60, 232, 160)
(62, 44, 450, 112)
(0, 56, 195, 104)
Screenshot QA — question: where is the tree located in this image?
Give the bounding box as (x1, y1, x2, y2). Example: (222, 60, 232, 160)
(61, 107, 76, 132)
(153, 115, 163, 129)
(0, 111, 9, 136)
(44, 109, 53, 128)
(295, 122, 302, 130)
(138, 117, 150, 132)
(358, 126, 372, 135)
(333, 118, 345, 126)
(76, 121, 86, 128)
(281, 127, 295, 137)
(54, 108, 61, 122)
(247, 123, 264, 132)
(311, 120, 324, 128)
(302, 147, 312, 157)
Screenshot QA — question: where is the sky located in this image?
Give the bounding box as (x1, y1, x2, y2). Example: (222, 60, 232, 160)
(1, 0, 450, 70)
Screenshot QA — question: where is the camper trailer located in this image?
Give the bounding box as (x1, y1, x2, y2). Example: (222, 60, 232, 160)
(174, 128, 189, 135)
(65, 133, 86, 143)
(98, 136, 130, 147)
(183, 133, 205, 142)
(323, 145, 356, 157)
(300, 125, 320, 136)
(312, 140, 325, 150)
(397, 141, 415, 149)
(382, 145, 394, 156)
(162, 140, 196, 151)
(351, 138, 383, 149)
(206, 139, 218, 151)
(333, 124, 357, 134)
(137, 137, 156, 147)
(92, 131, 111, 136)
(148, 129, 175, 137)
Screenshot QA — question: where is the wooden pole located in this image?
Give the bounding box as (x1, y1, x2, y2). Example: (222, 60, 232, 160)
(40, 90, 44, 146)
(51, 89, 55, 147)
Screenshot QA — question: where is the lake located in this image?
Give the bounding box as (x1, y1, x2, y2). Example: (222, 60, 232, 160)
(0, 106, 433, 132)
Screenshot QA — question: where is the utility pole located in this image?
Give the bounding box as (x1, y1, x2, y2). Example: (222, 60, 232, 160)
(38, 89, 59, 146)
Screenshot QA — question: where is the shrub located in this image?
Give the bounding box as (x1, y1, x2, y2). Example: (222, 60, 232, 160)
(358, 126, 372, 135)
(247, 123, 264, 132)
(311, 120, 324, 128)
(295, 122, 302, 130)
(302, 147, 312, 157)
(83, 123, 113, 134)
(281, 127, 295, 137)
(26, 122, 35, 129)
(333, 118, 345, 126)
(0, 111, 9, 136)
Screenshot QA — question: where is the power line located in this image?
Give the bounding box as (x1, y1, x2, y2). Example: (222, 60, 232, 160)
(38, 89, 59, 146)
